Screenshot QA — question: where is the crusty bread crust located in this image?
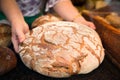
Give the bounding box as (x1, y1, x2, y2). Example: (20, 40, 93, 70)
(0, 46, 17, 75)
(19, 16, 104, 78)
(0, 24, 11, 47)
(82, 10, 120, 69)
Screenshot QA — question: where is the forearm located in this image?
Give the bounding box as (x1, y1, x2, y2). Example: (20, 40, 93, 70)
(0, 0, 24, 25)
(53, 0, 95, 29)
(53, 0, 82, 21)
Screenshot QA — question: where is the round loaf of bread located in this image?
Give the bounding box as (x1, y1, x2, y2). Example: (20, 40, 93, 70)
(31, 14, 61, 28)
(0, 46, 17, 75)
(0, 24, 11, 47)
(19, 21, 104, 78)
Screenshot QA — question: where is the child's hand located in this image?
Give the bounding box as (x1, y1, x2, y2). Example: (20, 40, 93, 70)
(11, 22, 29, 53)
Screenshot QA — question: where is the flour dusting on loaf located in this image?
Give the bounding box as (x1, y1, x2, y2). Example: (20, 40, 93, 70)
(19, 21, 104, 78)
(31, 14, 61, 28)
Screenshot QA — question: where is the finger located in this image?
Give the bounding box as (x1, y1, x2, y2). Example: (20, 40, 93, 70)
(88, 22, 96, 30)
(85, 22, 96, 30)
(77, 20, 96, 30)
(12, 34, 19, 53)
(17, 31, 26, 43)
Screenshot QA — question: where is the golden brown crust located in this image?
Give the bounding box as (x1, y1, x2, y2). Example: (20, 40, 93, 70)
(19, 19, 104, 78)
(0, 24, 11, 33)
(0, 46, 17, 75)
(31, 14, 61, 28)
(0, 24, 11, 47)
(105, 13, 120, 29)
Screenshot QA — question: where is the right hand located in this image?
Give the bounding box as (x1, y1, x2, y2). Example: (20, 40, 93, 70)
(11, 22, 29, 53)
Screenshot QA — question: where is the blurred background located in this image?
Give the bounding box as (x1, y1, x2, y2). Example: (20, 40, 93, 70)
(71, 0, 120, 10)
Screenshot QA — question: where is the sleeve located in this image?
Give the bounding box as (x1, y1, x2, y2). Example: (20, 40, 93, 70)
(45, 0, 69, 12)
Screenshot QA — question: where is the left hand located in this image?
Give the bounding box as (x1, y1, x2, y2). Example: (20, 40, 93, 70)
(73, 16, 96, 29)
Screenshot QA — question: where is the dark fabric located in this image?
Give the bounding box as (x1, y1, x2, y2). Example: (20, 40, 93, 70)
(0, 12, 7, 20)
(24, 13, 43, 26)
(0, 12, 43, 26)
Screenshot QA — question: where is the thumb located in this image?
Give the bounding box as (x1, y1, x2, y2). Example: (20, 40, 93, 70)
(12, 31, 26, 53)
(12, 33, 19, 53)
(17, 31, 26, 43)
